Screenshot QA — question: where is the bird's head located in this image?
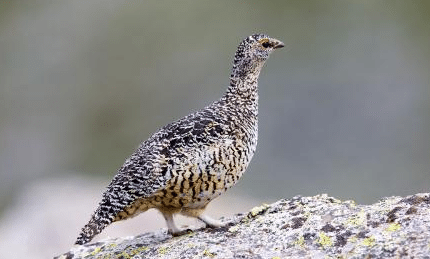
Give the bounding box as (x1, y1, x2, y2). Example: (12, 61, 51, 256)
(231, 34, 284, 79)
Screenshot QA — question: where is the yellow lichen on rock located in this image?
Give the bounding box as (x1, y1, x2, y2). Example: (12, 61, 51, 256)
(250, 203, 270, 217)
(318, 232, 333, 248)
(385, 223, 401, 232)
(362, 236, 376, 247)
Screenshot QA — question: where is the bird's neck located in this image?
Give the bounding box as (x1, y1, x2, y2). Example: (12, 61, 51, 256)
(225, 75, 258, 103)
(223, 61, 264, 110)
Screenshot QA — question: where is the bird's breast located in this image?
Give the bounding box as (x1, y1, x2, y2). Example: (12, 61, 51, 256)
(154, 124, 257, 209)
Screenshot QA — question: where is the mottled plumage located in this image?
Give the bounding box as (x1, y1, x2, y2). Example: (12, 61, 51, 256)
(75, 34, 284, 245)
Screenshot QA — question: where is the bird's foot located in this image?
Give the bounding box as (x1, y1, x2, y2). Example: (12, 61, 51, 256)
(168, 228, 193, 237)
(198, 215, 227, 229)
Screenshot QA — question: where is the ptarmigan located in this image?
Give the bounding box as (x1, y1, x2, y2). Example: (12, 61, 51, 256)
(75, 34, 284, 245)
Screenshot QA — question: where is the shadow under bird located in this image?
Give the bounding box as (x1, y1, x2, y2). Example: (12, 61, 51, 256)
(75, 34, 284, 245)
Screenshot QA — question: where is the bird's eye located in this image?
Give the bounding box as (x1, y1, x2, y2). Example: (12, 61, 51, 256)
(262, 41, 271, 48)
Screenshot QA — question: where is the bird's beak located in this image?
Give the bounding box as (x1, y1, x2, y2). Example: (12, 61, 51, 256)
(271, 39, 285, 49)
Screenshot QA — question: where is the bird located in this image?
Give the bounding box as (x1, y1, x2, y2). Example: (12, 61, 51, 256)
(75, 33, 284, 245)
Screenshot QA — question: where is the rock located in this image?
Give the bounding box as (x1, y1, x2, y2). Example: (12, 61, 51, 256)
(55, 193, 430, 258)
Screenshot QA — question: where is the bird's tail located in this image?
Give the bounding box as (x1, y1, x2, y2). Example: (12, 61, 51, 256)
(75, 206, 113, 245)
(75, 195, 126, 245)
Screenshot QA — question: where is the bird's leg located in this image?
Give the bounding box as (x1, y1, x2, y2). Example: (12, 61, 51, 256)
(162, 212, 191, 236)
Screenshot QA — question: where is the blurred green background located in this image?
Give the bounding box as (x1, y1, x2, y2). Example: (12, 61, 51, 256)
(0, 0, 429, 258)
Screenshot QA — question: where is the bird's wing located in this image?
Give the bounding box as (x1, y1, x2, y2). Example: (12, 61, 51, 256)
(104, 107, 231, 200)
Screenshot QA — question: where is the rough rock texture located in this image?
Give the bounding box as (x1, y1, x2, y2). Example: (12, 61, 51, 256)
(56, 193, 430, 258)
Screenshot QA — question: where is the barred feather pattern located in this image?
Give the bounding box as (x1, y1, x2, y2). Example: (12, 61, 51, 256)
(75, 34, 283, 245)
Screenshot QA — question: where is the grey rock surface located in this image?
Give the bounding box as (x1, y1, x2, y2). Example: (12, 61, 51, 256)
(56, 193, 430, 258)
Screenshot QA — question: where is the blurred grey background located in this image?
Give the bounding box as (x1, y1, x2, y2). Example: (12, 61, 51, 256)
(0, 0, 429, 258)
